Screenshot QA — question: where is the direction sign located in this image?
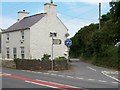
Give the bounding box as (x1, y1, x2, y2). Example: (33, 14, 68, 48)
(65, 39, 72, 47)
(53, 39, 61, 45)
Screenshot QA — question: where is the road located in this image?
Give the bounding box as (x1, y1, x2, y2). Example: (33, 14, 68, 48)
(1, 59, 120, 90)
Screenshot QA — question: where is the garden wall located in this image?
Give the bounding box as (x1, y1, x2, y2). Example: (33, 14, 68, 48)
(14, 59, 69, 71)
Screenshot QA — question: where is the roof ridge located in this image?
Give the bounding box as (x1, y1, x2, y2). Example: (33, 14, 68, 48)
(4, 12, 46, 33)
(24, 13, 47, 19)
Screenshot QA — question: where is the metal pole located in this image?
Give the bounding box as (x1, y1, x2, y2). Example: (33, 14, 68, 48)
(67, 47, 70, 64)
(99, 2, 101, 30)
(51, 36, 54, 71)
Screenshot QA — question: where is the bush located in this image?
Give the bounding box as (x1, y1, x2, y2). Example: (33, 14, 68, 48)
(41, 54, 51, 60)
(54, 56, 67, 60)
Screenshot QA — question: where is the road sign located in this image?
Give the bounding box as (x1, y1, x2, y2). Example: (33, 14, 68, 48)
(53, 39, 61, 45)
(65, 39, 72, 47)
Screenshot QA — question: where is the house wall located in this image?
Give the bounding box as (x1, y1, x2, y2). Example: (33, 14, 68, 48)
(30, 15, 68, 59)
(1, 29, 30, 59)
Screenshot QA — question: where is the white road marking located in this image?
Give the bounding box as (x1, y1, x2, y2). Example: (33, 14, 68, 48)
(98, 80, 107, 83)
(43, 73, 49, 75)
(66, 76, 74, 78)
(0, 73, 11, 76)
(88, 79, 95, 81)
(25, 80, 58, 88)
(57, 75, 64, 77)
(50, 73, 57, 76)
(112, 82, 118, 84)
(21, 70, 26, 71)
(76, 77, 84, 80)
(87, 67, 96, 71)
(37, 72, 42, 74)
(26, 70, 32, 72)
(36, 79, 64, 86)
(102, 71, 120, 82)
(48, 81, 64, 86)
(36, 79, 79, 88)
(48, 71, 58, 73)
(31, 71, 37, 73)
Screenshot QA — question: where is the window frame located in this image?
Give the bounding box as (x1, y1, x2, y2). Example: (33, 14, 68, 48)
(13, 48, 17, 59)
(6, 47, 10, 59)
(6, 33, 9, 41)
(50, 32, 57, 37)
(20, 47, 24, 59)
(21, 31, 24, 40)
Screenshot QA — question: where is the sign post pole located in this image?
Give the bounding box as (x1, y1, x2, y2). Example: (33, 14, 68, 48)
(65, 39, 72, 63)
(51, 36, 54, 71)
(67, 47, 70, 64)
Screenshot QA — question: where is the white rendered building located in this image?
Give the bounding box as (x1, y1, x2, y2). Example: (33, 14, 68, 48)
(1, 3, 68, 60)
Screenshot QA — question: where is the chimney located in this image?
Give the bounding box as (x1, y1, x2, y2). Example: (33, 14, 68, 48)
(44, 3, 57, 16)
(18, 10, 29, 21)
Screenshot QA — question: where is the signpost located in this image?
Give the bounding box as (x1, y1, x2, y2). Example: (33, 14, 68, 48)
(53, 39, 61, 45)
(65, 39, 72, 48)
(65, 39, 72, 63)
(51, 35, 62, 71)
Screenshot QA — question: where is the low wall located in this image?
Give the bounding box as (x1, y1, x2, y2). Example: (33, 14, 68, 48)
(2, 60, 16, 68)
(14, 59, 69, 71)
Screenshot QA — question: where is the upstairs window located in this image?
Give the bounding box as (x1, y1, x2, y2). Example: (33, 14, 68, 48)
(6, 47, 10, 58)
(50, 32, 57, 37)
(13, 48, 17, 59)
(21, 31, 24, 39)
(20, 47, 24, 59)
(6, 33, 9, 41)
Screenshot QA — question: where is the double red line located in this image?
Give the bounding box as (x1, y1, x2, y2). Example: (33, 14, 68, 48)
(2, 72, 83, 90)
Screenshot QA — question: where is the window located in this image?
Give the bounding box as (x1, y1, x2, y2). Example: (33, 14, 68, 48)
(21, 47, 24, 59)
(13, 48, 17, 59)
(6, 47, 9, 58)
(50, 32, 57, 37)
(21, 31, 24, 39)
(6, 33, 9, 40)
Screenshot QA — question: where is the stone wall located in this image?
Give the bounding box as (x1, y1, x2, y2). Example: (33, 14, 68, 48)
(2, 60, 16, 68)
(14, 59, 69, 71)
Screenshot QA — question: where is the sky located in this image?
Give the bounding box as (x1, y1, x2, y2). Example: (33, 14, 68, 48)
(0, 0, 112, 37)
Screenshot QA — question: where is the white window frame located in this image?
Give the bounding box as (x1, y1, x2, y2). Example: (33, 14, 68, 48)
(6, 33, 9, 41)
(13, 48, 17, 59)
(21, 31, 24, 40)
(6, 47, 10, 59)
(20, 47, 24, 59)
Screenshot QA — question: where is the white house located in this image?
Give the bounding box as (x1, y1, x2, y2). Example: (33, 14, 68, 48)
(1, 3, 69, 60)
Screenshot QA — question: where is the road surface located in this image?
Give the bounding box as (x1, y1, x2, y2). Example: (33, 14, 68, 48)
(1, 59, 119, 90)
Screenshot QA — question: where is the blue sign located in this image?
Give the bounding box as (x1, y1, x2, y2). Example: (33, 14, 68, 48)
(65, 39, 72, 47)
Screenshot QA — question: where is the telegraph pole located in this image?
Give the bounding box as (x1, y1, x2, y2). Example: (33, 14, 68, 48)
(99, 2, 101, 30)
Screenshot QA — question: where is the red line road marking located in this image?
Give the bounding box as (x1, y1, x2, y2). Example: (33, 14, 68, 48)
(2, 72, 83, 90)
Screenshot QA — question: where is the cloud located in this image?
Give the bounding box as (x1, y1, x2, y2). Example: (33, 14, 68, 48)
(0, 16, 16, 29)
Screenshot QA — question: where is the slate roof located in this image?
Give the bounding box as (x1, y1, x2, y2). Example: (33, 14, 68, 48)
(3, 13, 46, 33)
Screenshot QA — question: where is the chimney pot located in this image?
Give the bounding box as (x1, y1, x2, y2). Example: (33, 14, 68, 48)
(18, 10, 29, 21)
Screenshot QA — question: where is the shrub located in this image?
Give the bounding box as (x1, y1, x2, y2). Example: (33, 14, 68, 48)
(54, 56, 67, 60)
(41, 54, 51, 60)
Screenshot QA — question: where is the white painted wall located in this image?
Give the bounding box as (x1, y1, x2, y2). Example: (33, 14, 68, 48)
(2, 3, 68, 60)
(1, 29, 30, 59)
(30, 15, 68, 59)
(30, 3, 68, 59)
